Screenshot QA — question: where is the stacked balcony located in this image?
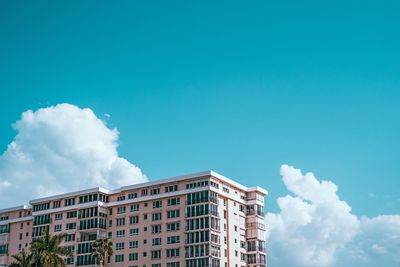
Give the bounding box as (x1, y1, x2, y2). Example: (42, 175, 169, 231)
(185, 189, 221, 267)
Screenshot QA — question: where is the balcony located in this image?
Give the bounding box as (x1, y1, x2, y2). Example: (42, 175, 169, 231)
(33, 218, 52, 226)
(245, 210, 265, 217)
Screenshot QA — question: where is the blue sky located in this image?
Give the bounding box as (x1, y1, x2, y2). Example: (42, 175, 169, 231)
(0, 1, 399, 266)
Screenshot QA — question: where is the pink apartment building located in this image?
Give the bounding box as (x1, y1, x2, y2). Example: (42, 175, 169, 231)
(0, 171, 267, 267)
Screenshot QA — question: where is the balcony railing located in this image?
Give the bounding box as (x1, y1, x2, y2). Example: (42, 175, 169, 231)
(245, 210, 265, 217)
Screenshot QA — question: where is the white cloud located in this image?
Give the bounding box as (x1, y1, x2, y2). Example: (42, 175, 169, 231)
(266, 165, 400, 267)
(339, 215, 400, 267)
(0, 103, 147, 207)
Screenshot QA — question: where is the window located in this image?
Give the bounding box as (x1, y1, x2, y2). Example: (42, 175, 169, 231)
(117, 206, 126, 214)
(247, 254, 256, 264)
(246, 204, 264, 217)
(151, 225, 162, 234)
(32, 203, 50, 212)
(152, 213, 162, 221)
(128, 192, 138, 199)
(0, 244, 8, 254)
(117, 195, 126, 201)
(211, 234, 219, 244)
(116, 230, 125, 238)
(115, 254, 124, 262)
(167, 197, 180, 206)
(167, 209, 180, 219)
(78, 194, 99, 204)
(186, 203, 218, 217)
(53, 201, 61, 208)
(167, 263, 180, 267)
(186, 217, 214, 231)
(210, 181, 219, 189)
(141, 189, 148, 196)
(116, 218, 125, 226)
(185, 230, 210, 244)
(241, 252, 246, 261)
(66, 222, 76, 230)
(131, 204, 139, 212)
(130, 216, 139, 224)
(116, 242, 124, 250)
(130, 228, 139, 236)
(129, 240, 138, 249)
(152, 237, 162, 246)
(165, 184, 178, 193)
(33, 214, 51, 225)
(66, 211, 77, 218)
(240, 205, 245, 212)
(153, 200, 162, 208)
(54, 224, 62, 232)
(150, 188, 160, 195)
(166, 248, 180, 258)
(65, 256, 74, 265)
(151, 250, 161, 259)
(64, 234, 75, 242)
(78, 207, 98, 218)
(186, 190, 217, 205)
(167, 222, 180, 232)
(186, 180, 209, 189)
(129, 253, 138, 261)
(76, 255, 96, 266)
(167, 236, 180, 244)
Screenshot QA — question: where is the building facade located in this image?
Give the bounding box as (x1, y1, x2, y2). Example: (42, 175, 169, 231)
(0, 171, 267, 267)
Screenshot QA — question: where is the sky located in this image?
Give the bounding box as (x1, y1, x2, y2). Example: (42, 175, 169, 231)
(0, 1, 399, 267)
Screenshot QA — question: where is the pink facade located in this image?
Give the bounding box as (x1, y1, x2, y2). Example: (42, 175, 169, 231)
(0, 171, 267, 267)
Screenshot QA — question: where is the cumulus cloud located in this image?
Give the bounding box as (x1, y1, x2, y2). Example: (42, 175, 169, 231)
(0, 103, 147, 206)
(266, 165, 400, 267)
(338, 215, 400, 267)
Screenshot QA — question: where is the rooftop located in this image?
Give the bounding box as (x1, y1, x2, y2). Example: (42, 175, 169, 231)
(18, 170, 266, 206)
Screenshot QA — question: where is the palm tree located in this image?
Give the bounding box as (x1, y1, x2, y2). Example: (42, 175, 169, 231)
(9, 249, 35, 267)
(30, 231, 71, 267)
(91, 238, 113, 267)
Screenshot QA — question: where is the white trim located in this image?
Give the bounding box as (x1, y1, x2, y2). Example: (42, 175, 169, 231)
(247, 186, 268, 195)
(31, 201, 105, 216)
(105, 186, 212, 208)
(30, 187, 110, 204)
(6, 170, 268, 209)
(0, 205, 29, 214)
(114, 171, 213, 193)
(0, 216, 33, 226)
(209, 171, 268, 195)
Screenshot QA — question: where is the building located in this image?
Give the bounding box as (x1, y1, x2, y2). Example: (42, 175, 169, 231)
(0, 171, 267, 267)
